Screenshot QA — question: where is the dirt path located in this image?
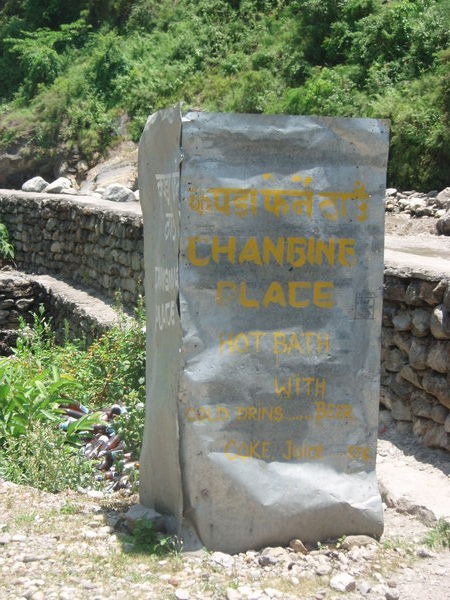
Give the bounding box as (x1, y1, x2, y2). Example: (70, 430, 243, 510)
(1, 425, 449, 600)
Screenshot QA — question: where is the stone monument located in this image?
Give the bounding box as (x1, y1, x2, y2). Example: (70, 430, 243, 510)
(138, 107, 389, 553)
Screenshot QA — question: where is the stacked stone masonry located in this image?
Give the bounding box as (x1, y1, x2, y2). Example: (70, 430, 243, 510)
(382, 274, 450, 452)
(0, 271, 120, 355)
(0, 273, 43, 354)
(1, 190, 449, 452)
(0, 191, 143, 307)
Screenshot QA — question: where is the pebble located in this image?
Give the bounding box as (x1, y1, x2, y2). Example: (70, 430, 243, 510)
(174, 590, 190, 600)
(315, 564, 332, 576)
(22, 555, 46, 563)
(258, 555, 273, 567)
(357, 580, 371, 594)
(329, 572, 356, 592)
(385, 590, 400, 600)
(341, 535, 378, 550)
(210, 551, 234, 569)
(288, 538, 308, 554)
(416, 546, 436, 558)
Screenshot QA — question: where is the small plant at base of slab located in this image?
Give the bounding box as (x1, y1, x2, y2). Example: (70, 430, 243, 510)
(127, 517, 178, 556)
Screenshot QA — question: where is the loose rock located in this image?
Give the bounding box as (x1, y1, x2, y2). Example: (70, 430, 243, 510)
(103, 184, 135, 203)
(329, 572, 356, 592)
(44, 177, 72, 194)
(21, 177, 48, 193)
(288, 538, 308, 554)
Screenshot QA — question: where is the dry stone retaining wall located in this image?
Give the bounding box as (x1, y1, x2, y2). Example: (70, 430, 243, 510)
(1, 190, 450, 452)
(0, 272, 44, 354)
(0, 271, 119, 355)
(0, 190, 143, 307)
(381, 271, 450, 452)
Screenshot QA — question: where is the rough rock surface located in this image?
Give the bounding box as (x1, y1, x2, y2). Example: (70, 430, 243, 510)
(79, 142, 138, 194)
(103, 183, 136, 203)
(0, 142, 51, 188)
(384, 188, 447, 220)
(44, 177, 72, 194)
(0, 270, 121, 352)
(0, 190, 143, 308)
(21, 177, 48, 193)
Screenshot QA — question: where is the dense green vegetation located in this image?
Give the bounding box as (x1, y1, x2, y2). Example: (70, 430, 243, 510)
(0, 306, 145, 492)
(0, 0, 449, 189)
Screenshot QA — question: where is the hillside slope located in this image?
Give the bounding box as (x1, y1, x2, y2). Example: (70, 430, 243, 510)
(0, 0, 448, 189)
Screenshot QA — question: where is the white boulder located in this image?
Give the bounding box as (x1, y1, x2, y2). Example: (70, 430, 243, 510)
(21, 176, 48, 192)
(103, 183, 135, 203)
(44, 177, 72, 194)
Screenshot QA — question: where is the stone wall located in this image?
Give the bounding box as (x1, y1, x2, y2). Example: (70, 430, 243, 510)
(381, 270, 450, 452)
(0, 190, 143, 307)
(0, 271, 120, 355)
(0, 272, 44, 354)
(2, 189, 450, 452)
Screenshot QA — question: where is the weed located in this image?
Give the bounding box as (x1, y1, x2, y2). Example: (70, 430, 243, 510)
(0, 222, 14, 261)
(60, 503, 81, 515)
(14, 512, 37, 525)
(382, 537, 414, 554)
(0, 422, 97, 493)
(126, 517, 178, 556)
(423, 519, 450, 549)
(0, 303, 145, 493)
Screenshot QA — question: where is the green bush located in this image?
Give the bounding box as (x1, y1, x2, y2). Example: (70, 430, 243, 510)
(369, 53, 450, 190)
(0, 222, 14, 260)
(0, 0, 449, 188)
(0, 422, 97, 492)
(114, 390, 145, 459)
(279, 65, 365, 116)
(0, 362, 76, 444)
(126, 517, 177, 555)
(423, 519, 450, 549)
(11, 303, 146, 412)
(0, 303, 146, 490)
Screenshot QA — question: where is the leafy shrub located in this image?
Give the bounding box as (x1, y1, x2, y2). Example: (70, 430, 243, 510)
(225, 69, 279, 113)
(114, 390, 145, 459)
(0, 303, 146, 491)
(0, 222, 14, 260)
(127, 517, 177, 555)
(0, 422, 97, 492)
(280, 65, 365, 117)
(423, 519, 450, 549)
(0, 363, 75, 444)
(4, 17, 90, 101)
(12, 301, 146, 412)
(369, 54, 450, 190)
(1, 0, 450, 188)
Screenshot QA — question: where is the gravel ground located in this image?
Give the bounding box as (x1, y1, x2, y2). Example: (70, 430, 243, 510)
(384, 214, 438, 237)
(0, 212, 449, 600)
(1, 426, 449, 600)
